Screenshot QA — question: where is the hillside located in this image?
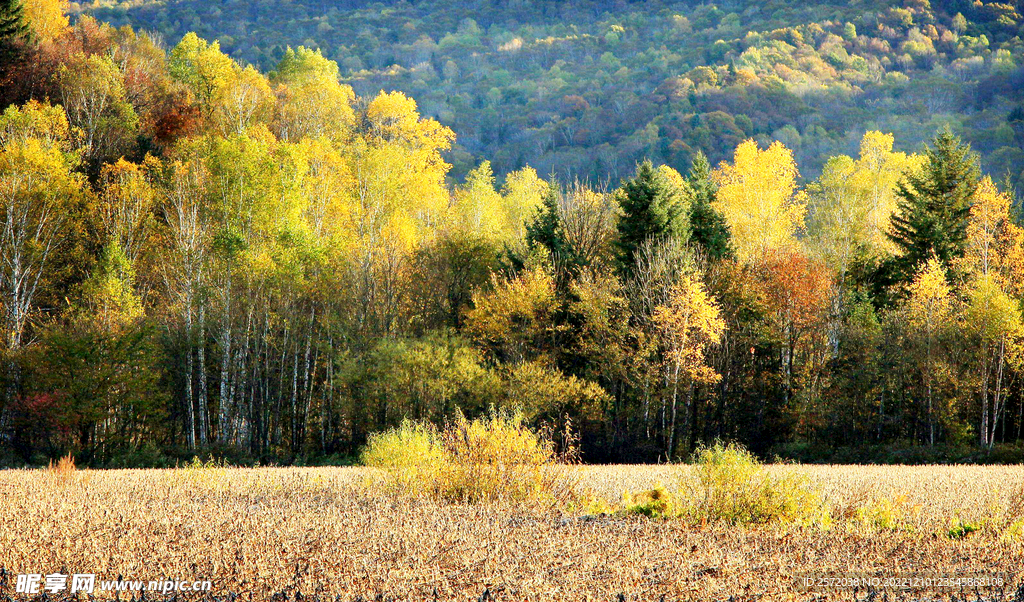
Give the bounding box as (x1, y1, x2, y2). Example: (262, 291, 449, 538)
(79, 0, 1024, 189)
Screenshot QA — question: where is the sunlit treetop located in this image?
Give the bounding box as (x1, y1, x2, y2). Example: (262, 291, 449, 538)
(713, 139, 805, 264)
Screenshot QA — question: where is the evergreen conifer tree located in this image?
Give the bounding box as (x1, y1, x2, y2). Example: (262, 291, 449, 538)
(615, 159, 686, 276)
(686, 151, 733, 261)
(0, 0, 27, 65)
(887, 128, 980, 284)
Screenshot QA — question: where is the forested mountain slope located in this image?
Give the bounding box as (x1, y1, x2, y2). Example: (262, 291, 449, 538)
(79, 0, 1024, 188)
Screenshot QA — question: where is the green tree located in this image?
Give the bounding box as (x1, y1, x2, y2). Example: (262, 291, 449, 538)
(525, 184, 575, 274)
(616, 160, 687, 276)
(0, 0, 26, 66)
(28, 240, 164, 461)
(887, 128, 980, 286)
(686, 151, 732, 261)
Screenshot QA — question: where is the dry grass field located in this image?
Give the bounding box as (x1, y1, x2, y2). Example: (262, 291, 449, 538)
(2, 463, 1024, 601)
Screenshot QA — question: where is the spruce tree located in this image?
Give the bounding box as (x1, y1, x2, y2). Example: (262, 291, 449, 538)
(887, 128, 980, 284)
(0, 0, 26, 47)
(615, 159, 686, 276)
(0, 0, 26, 69)
(526, 184, 565, 258)
(686, 151, 733, 261)
(524, 183, 584, 281)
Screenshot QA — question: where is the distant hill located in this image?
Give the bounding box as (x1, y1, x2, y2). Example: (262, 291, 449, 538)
(79, 0, 1024, 190)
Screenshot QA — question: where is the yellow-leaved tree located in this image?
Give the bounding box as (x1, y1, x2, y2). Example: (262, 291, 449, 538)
(0, 101, 84, 352)
(465, 264, 559, 365)
(652, 272, 725, 457)
(500, 166, 548, 252)
(452, 161, 505, 241)
(714, 139, 805, 263)
(904, 257, 954, 446)
(961, 177, 1024, 291)
(22, 0, 68, 44)
(169, 33, 236, 115)
(965, 274, 1023, 448)
(97, 157, 159, 267)
(214, 65, 274, 136)
(354, 90, 454, 247)
(57, 52, 139, 162)
(959, 177, 1024, 447)
(273, 46, 356, 143)
(807, 131, 924, 274)
(345, 91, 455, 335)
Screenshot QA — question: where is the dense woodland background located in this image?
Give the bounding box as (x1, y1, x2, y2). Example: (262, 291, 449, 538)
(1, 0, 1024, 466)
(79, 0, 1024, 189)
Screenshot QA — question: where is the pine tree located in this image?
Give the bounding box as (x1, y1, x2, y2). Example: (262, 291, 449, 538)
(526, 184, 564, 258)
(524, 183, 584, 282)
(0, 0, 27, 65)
(615, 159, 686, 276)
(887, 128, 980, 285)
(686, 151, 733, 261)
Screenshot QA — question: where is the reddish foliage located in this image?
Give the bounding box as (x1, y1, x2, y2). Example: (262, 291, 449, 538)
(757, 248, 833, 338)
(151, 91, 203, 145)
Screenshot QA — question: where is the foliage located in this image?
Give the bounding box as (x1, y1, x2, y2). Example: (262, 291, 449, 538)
(686, 151, 732, 261)
(714, 140, 805, 263)
(683, 441, 828, 526)
(622, 483, 675, 518)
(78, 0, 1024, 192)
(615, 159, 688, 276)
(361, 409, 579, 504)
(22, 0, 67, 43)
(807, 131, 924, 272)
(3, 1, 1024, 466)
(887, 128, 981, 287)
(946, 516, 982, 539)
(0, 0, 27, 64)
(854, 496, 914, 531)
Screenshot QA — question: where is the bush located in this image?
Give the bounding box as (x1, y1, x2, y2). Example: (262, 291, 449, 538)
(361, 409, 579, 504)
(361, 420, 449, 498)
(168, 455, 230, 490)
(623, 484, 675, 518)
(682, 441, 829, 526)
(946, 517, 982, 540)
(854, 496, 913, 531)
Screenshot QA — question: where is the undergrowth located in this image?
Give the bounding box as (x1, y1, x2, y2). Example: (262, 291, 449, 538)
(361, 409, 580, 505)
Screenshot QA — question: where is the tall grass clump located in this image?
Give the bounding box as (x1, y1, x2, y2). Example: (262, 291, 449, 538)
(43, 453, 78, 486)
(361, 409, 580, 504)
(682, 441, 828, 527)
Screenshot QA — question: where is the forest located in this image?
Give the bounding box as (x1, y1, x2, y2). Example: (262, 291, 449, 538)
(75, 0, 1024, 190)
(1, 0, 1024, 466)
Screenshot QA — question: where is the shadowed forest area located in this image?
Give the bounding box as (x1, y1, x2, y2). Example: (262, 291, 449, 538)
(1, 0, 1024, 466)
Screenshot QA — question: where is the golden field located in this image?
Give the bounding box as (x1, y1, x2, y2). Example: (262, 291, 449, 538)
(1, 464, 1023, 601)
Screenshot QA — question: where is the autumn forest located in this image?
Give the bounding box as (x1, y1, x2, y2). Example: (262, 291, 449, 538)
(2, 0, 1024, 466)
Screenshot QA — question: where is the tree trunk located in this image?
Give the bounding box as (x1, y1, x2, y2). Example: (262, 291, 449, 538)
(197, 304, 209, 446)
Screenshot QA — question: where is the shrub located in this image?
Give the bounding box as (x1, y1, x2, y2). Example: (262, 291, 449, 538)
(1003, 518, 1024, 542)
(945, 516, 982, 540)
(623, 484, 675, 518)
(361, 420, 448, 498)
(854, 496, 912, 531)
(682, 441, 829, 526)
(361, 408, 579, 504)
(169, 455, 230, 490)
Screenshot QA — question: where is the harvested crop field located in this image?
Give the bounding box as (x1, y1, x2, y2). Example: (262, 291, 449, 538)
(2, 465, 1023, 601)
